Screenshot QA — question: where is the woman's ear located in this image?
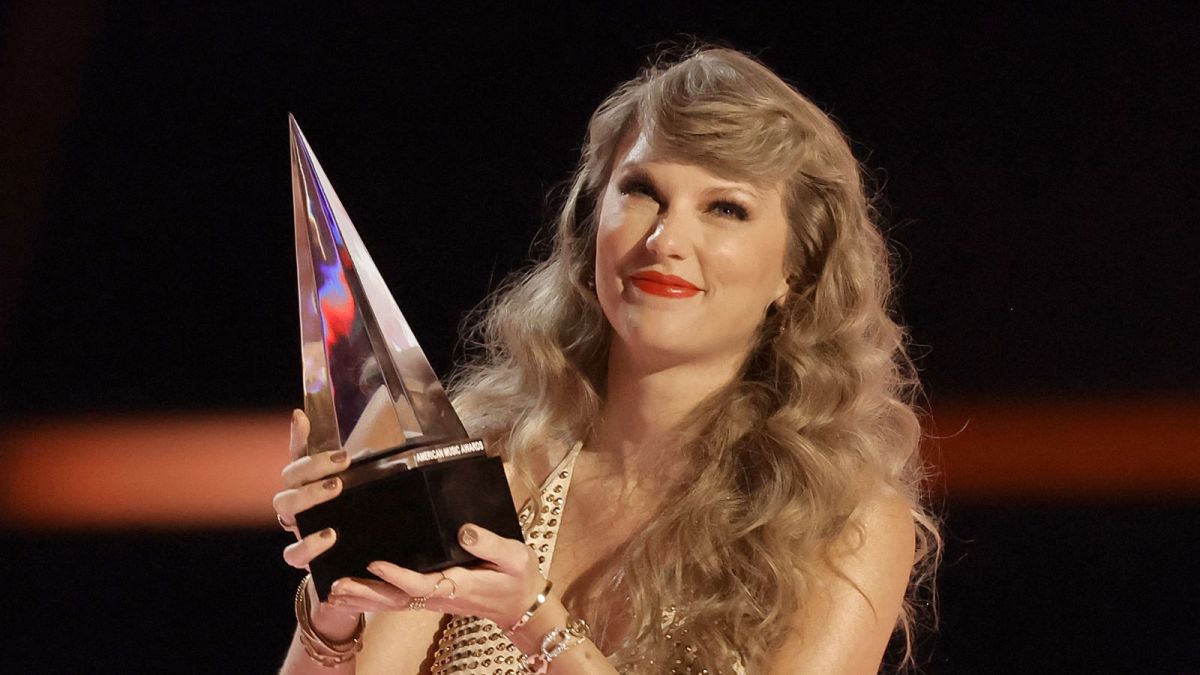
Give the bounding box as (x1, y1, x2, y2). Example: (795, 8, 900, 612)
(773, 274, 795, 308)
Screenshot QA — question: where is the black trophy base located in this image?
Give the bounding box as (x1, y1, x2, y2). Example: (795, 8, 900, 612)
(294, 451, 522, 601)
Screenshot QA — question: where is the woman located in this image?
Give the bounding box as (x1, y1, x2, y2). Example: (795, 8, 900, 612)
(274, 45, 941, 674)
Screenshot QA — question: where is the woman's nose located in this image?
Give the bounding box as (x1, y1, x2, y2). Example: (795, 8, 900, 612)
(644, 215, 688, 259)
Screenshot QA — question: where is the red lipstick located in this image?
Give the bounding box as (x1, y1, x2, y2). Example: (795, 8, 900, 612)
(629, 270, 702, 298)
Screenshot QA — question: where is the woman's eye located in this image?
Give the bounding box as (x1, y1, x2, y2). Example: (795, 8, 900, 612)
(618, 179, 658, 200)
(711, 200, 749, 221)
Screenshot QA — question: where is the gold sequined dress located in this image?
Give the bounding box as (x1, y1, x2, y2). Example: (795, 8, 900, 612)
(430, 443, 745, 675)
(431, 443, 581, 674)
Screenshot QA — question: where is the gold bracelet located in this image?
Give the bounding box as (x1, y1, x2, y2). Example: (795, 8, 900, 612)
(505, 578, 553, 635)
(294, 575, 365, 667)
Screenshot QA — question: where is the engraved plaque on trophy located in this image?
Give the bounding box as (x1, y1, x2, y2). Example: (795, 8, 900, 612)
(288, 115, 522, 600)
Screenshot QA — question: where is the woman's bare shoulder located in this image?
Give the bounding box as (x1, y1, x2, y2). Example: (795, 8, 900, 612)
(765, 483, 916, 673)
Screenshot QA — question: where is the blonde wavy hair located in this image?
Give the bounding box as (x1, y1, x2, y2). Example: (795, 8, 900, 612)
(450, 45, 941, 672)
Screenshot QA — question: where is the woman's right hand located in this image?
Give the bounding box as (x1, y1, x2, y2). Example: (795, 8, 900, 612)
(275, 409, 351, 566)
(273, 410, 361, 629)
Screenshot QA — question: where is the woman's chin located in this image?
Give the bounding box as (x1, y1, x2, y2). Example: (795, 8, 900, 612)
(605, 310, 749, 370)
(611, 333, 715, 370)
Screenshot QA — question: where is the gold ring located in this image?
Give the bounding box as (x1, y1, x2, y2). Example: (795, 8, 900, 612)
(433, 573, 458, 600)
(408, 573, 457, 611)
(277, 513, 297, 531)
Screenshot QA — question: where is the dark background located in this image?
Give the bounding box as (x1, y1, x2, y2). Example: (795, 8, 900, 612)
(1, 2, 1197, 673)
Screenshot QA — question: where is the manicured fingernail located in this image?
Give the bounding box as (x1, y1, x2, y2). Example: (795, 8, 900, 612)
(328, 594, 349, 606)
(292, 409, 303, 423)
(367, 562, 383, 575)
(330, 450, 347, 463)
(320, 527, 335, 540)
(459, 525, 478, 546)
(323, 478, 339, 491)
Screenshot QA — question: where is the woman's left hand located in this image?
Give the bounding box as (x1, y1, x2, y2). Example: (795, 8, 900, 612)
(325, 522, 544, 629)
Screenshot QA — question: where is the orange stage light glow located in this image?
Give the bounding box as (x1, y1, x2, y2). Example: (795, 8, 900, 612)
(930, 398, 1200, 500)
(0, 399, 1196, 529)
(0, 414, 287, 529)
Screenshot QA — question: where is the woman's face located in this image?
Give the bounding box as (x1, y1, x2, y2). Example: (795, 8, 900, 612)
(594, 131, 791, 370)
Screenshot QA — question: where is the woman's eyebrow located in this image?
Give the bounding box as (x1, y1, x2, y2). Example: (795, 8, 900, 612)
(702, 183, 764, 201)
(616, 164, 654, 182)
(617, 163, 766, 201)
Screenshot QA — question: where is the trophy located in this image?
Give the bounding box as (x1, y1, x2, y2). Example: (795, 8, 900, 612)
(288, 115, 522, 600)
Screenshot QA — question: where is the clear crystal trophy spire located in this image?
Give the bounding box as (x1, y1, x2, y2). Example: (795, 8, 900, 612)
(289, 115, 521, 599)
(291, 114, 465, 461)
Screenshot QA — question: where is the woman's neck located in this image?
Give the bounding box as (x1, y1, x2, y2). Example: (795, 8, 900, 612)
(588, 342, 743, 484)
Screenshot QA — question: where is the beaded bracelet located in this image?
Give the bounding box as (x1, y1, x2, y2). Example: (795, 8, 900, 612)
(519, 617, 592, 674)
